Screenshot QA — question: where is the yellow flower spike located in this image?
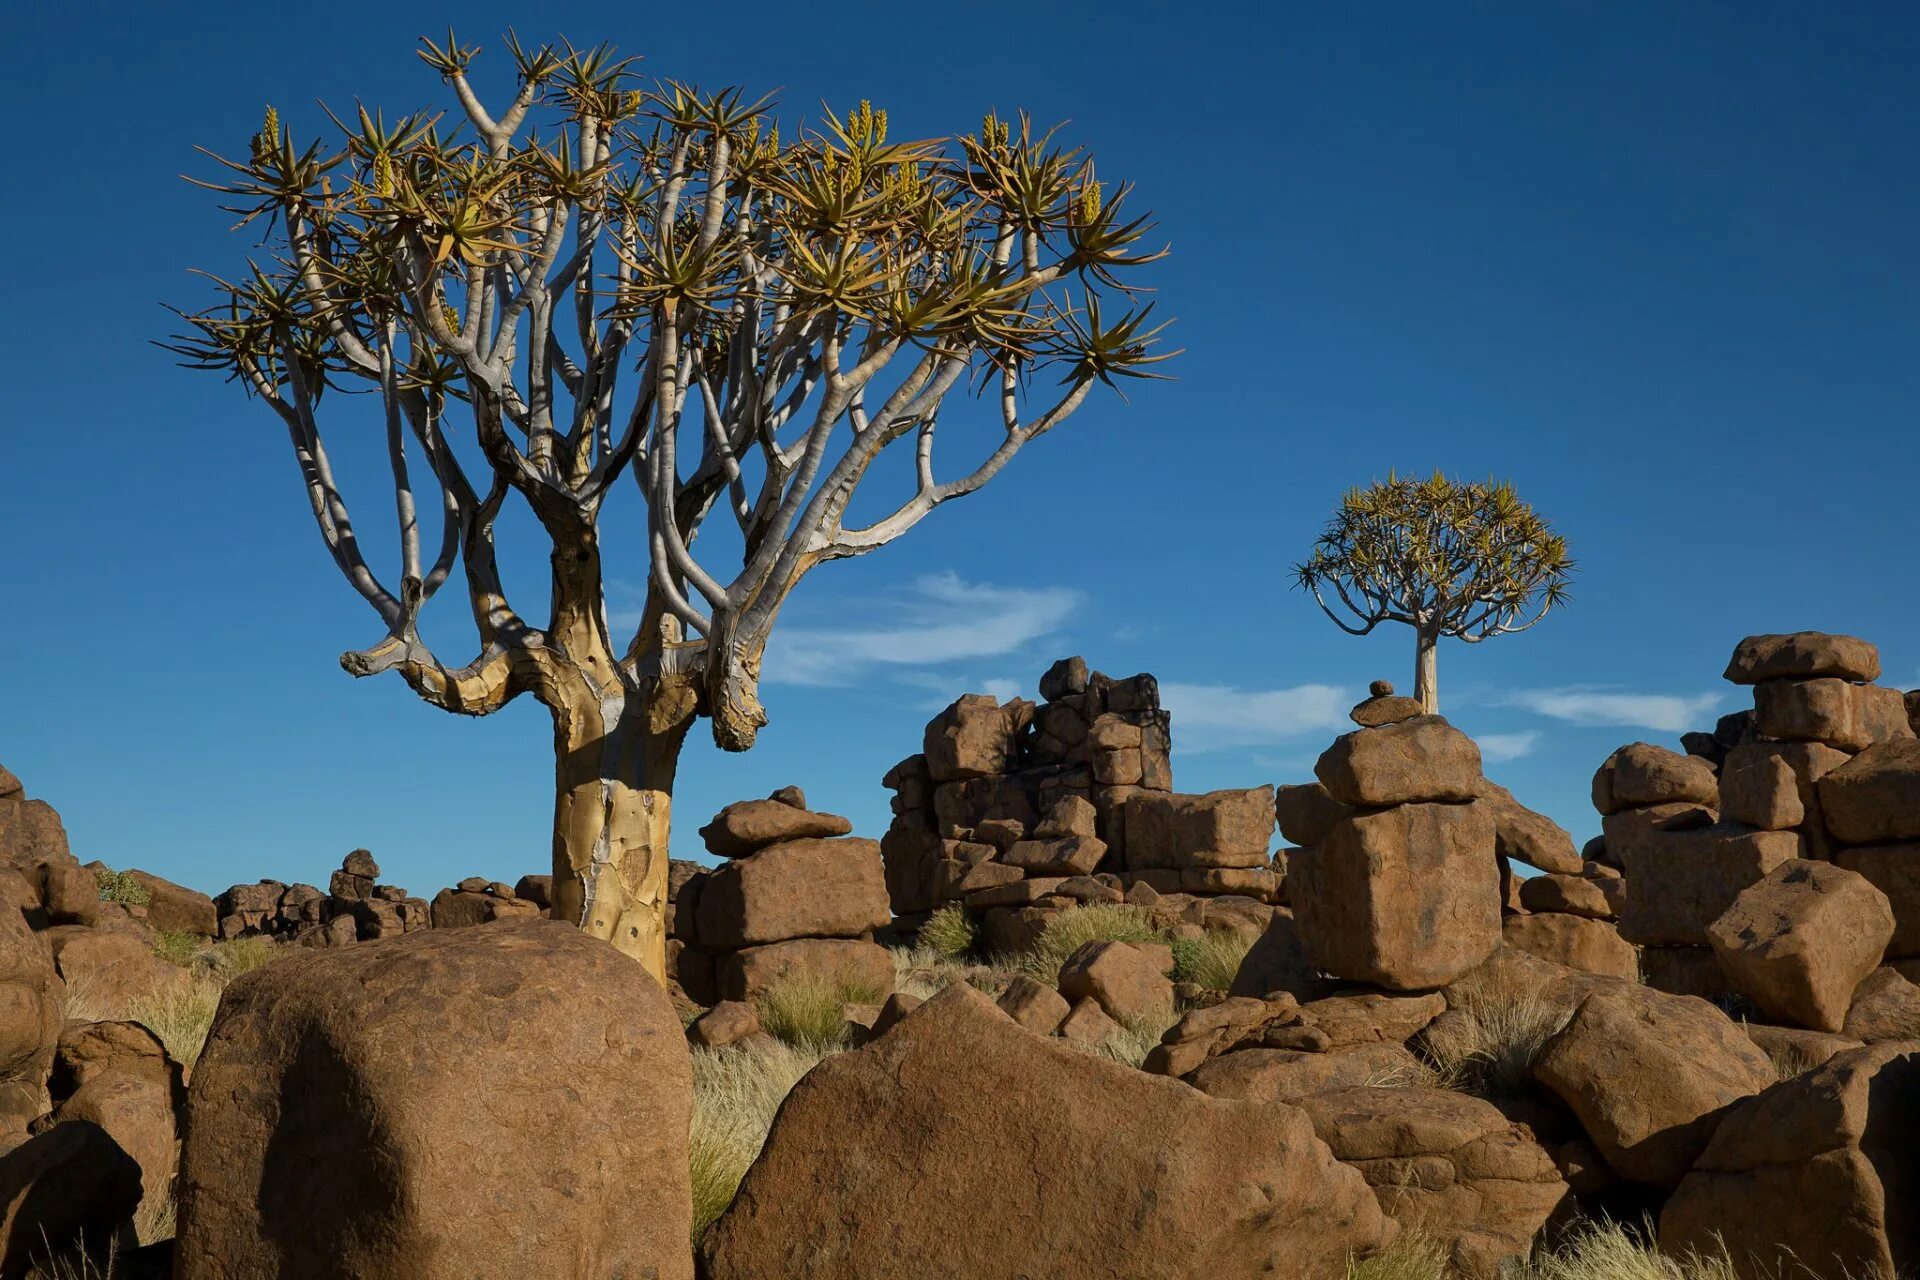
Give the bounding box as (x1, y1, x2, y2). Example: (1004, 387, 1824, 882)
(263, 105, 280, 146)
(440, 303, 461, 333)
(373, 151, 394, 198)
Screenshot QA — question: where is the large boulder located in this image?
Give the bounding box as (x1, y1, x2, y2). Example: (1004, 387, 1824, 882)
(1834, 844, 1920, 957)
(1057, 940, 1174, 1024)
(1274, 783, 1352, 848)
(1501, 914, 1638, 980)
(175, 920, 692, 1280)
(1516, 873, 1615, 920)
(0, 1121, 140, 1278)
(923, 695, 1016, 782)
(122, 870, 217, 937)
(1616, 822, 1800, 947)
(1591, 744, 1719, 816)
(1187, 1041, 1429, 1102)
(0, 908, 61, 1110)
(33, 1020, 184, 1233)
(1717, 742, 1848, 834)
(1724, 632, 1882, 684)
(1314, 717, 1482, 808)
(702, 983, 1392, 1279)
(1706, 860, 1895, 1033)
(1290, 801, 1500, 990)
(1818, 740, 1920, 845)
(1227, 908, 1323, 998)
(1474, 781, 1582, 874)
(51, 931, 186, 1019)
(1123, 787, 1275, 870)
(1842, 967, 1920, 1042)
(698, 796, 854, 858)
(1754, 679, 1915, 753)
(1297, 1086, 1569, 1279)
(694, 837, 891, 948)
(1661, 1043, 1920, 1280)
(712, 937, 896, 1004)
(1530, 983, 1774, 1187)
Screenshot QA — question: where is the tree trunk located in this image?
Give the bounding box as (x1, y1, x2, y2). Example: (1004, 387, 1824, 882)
(1414, 629, 1440, 714)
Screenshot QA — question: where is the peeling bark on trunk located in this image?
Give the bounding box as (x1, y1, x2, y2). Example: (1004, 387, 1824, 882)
(1415, 629, 1440, 715)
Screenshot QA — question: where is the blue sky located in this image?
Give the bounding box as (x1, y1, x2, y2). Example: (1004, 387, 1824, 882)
(4, 2, 1917, 897)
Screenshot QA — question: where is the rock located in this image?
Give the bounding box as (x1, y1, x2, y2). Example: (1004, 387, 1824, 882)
(971, 818, 1025, 851)
(1833, 844, 1920, 957)
(1296, 991, 1445, 1048)
(0, 1121, 141, 1278)
(868, 992, 923, 1038)
(1273, 783, 1352, 848)
(1601, 800, 1717, 870)
(1038, 656, 1089, 702)
(1001, 835, 1106, 876)
(1517, 873, 1614, 919)
(1661, 1043, 1920, 1280)
(923, 695, 1016, 782)
(1349, 694, 1425, 727)
(121, 871, 217, 937)
(687, 1001, 763, 1049)
(176, 920, 692, 1280)
(1228, 908, 1324, 999)
(1056, 997, 1122, 1047)
(1501, 914, 1638, 980)
(1718, 749, 1805, 830)
(963, 875, 1068, 909)
(1706, 860, 1895, 1033)
(768, 785, 807, 809)
(701, 983, 1391, 1279)
(1640, 946, 1735, 1002)
(1032, 795, 1098, 840)
(1124, 787, 1275, 870)
(1475, 781, 1583, 874)
(1290, 801, 1500, 990)
(1617, 822, 1800, 947)
(1142, 995, 1301, 1077)
(695, 837, 890, 948)
(1529, 984, 1775, 1187)
(1188, 1041, 1429, 1102)
(996, 975, 1070, 1035)
(1058, 941, 1174, 1024)
(511, 874, 553, 910)
(713, 938, 896, 1004)
(1841, 967, 1920, 1042)
(1315, 716, 1483, 808)
(1754, 678, 1915, 753)
(427, 886, 539, 930)
(698, 799, 855, 858)
(1741, 1024, 1864, 1074)
(1818, 740, 1920, 845)
(1724, 632, 1882, 684)
(0, 906, 61, 1097)
(34, 1022, 184, 1232)
(1592, 743, 1719, 816)
(52, 931, 186, 1018)
(1298, 1086, 1569, 1280)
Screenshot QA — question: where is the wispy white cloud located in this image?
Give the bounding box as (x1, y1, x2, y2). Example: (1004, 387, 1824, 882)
(979, 678, 1024, 703)
(1503, 686, 1721, 734)
(764, 572, 1081, 687)
(1159, 682, 1351, 752)
(1476, 731, 1540, 763)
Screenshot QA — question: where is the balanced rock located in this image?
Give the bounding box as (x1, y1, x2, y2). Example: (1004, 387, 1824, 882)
(701, 983, 1392, 1280)
(1754, 678, 1915, 753)
(1517, 873, 1614, 919)
(1124, 787, 1275, 870)
(1706, 860, 1895, 1033)
(1724, 632, 1881, 684)
(1475, 781, 1583, 874)
(1273, 782, 1352, 848)
(1592, 743, 1719, 815)
(176, 920, 692, 1280)
(1661, 1043, 1920, 1280)
(1290, 801, 1500, 990)
(1349, 693, 1425, 727)
(699, 797, 854, 859)
(1530, 984, 1774, 1187)
(1297, 1086, 1569, 1280)
(1314, 716, 1482, 808)
(694, 837, 890, 948)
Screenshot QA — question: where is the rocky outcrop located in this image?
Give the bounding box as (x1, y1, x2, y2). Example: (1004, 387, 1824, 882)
(1706, 860, 1894, 1032)
(177, 920, 692, 1280)
(215, 850, 434, 945)
(702, 983, 1392, 1279)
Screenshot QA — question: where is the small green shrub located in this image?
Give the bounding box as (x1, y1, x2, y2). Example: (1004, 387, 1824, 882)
(1018, 904, 1165, 984)
(1170, 929, 1253, 992)
(754, 972, 888, 1051)
(152, 929, 204, 968)
(917, 905, 978, 959)
(94, 867, 150, 907)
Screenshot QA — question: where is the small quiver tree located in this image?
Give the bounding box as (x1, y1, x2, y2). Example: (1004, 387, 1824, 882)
(1292, 472, 1572, 713)
(165, 33, 1171, 980)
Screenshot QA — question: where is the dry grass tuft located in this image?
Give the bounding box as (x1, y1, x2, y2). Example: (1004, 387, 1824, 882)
(688, 1038, 834, 1245)
(753, 972, 889, 1051)
(1169, 928, 1254, 992)
(127, 973, 225, 1069)
(1346, 1230, 1451, 1280)
(1345, 1221, 1763, 1280)
(151, 929, 205, 968)
(1017, 904, 1164, 984)
(202, 934, 285, 977)
(916, 905, 978, 959)
(1077, 1004, 1183, 1070)
(1420, 970, 1573, 1099)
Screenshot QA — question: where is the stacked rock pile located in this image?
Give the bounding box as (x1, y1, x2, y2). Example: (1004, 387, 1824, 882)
(878, 656, 1282, 952)
(670, 787, 895, 1006)
(215, 850, 433, 947)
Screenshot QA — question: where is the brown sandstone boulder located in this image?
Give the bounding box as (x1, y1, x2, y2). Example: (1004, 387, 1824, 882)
(702, 983, 1392, 1279)
(1660, 1043, 1920, 1280)
(1296, 991, 1445, 1048)
(1842, 967, 1920, 1042)
(1227, 908, 1324, 999)
(694, 837, 890, 948)
(176, 920, 692, 1280)
(1640, 945, 1735, 1002)
(1349, 694, 1425, 727)
(1057, 997, 1122, 1046)
(1592, 743, 1719, 816)
(52, 931, 186, 1018)
(1517, 873, 1614, 919)
(1314, 716, 1482, 808)
(33, 1023, 183, 1233)
(1617, 821, 1800, 947)
(1001, 835, 1106, 876)
(1754, 678, 1915, 753)
(1058, 940, 1174, 1024)
(1188, 1041, 1428, 1102)
(0, 908, 61, 1100)
(1124, 787, 1275, 870)
(1706, 860, 1895, 1032)
(1501, 913, 1638, 980)
(713, 937, 896, 1004)
(1818, 740, 1920, 845)
(1742, 1024, 1864, 1074)
(1290, 801, 1500, 990)
(923, 695, 1016, 782)
(427, 886, 539, 930)
(1475, 781, 1583, 874)
(1834, 844, 1920, 957)
(0, 1121, 140, 1278)
(698, 797, 854, 858)
(120, 870, 216, 937)
(1725, 632, 1882, 684)
(996, 975, 1070, 1035)
(687, 1001, 762, 1049)
(1530, 984, 1775, 1187)
(1298, 1086, 1569, 1279)
(1274, 782, 1352, 847)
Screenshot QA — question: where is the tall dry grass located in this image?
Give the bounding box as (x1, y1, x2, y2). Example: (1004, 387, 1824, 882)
(751, 971, 890, 1051)
(688, 1038, 833, 1244)
(1419, 970, 1573, 1099)
(1346, 1221, 1764, 1280)
(1015, 904, 1164, 983)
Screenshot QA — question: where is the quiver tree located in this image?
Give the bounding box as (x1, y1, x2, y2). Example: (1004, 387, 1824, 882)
(167, 33, 1170, 979)
(1293, 473, 1572, 714)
